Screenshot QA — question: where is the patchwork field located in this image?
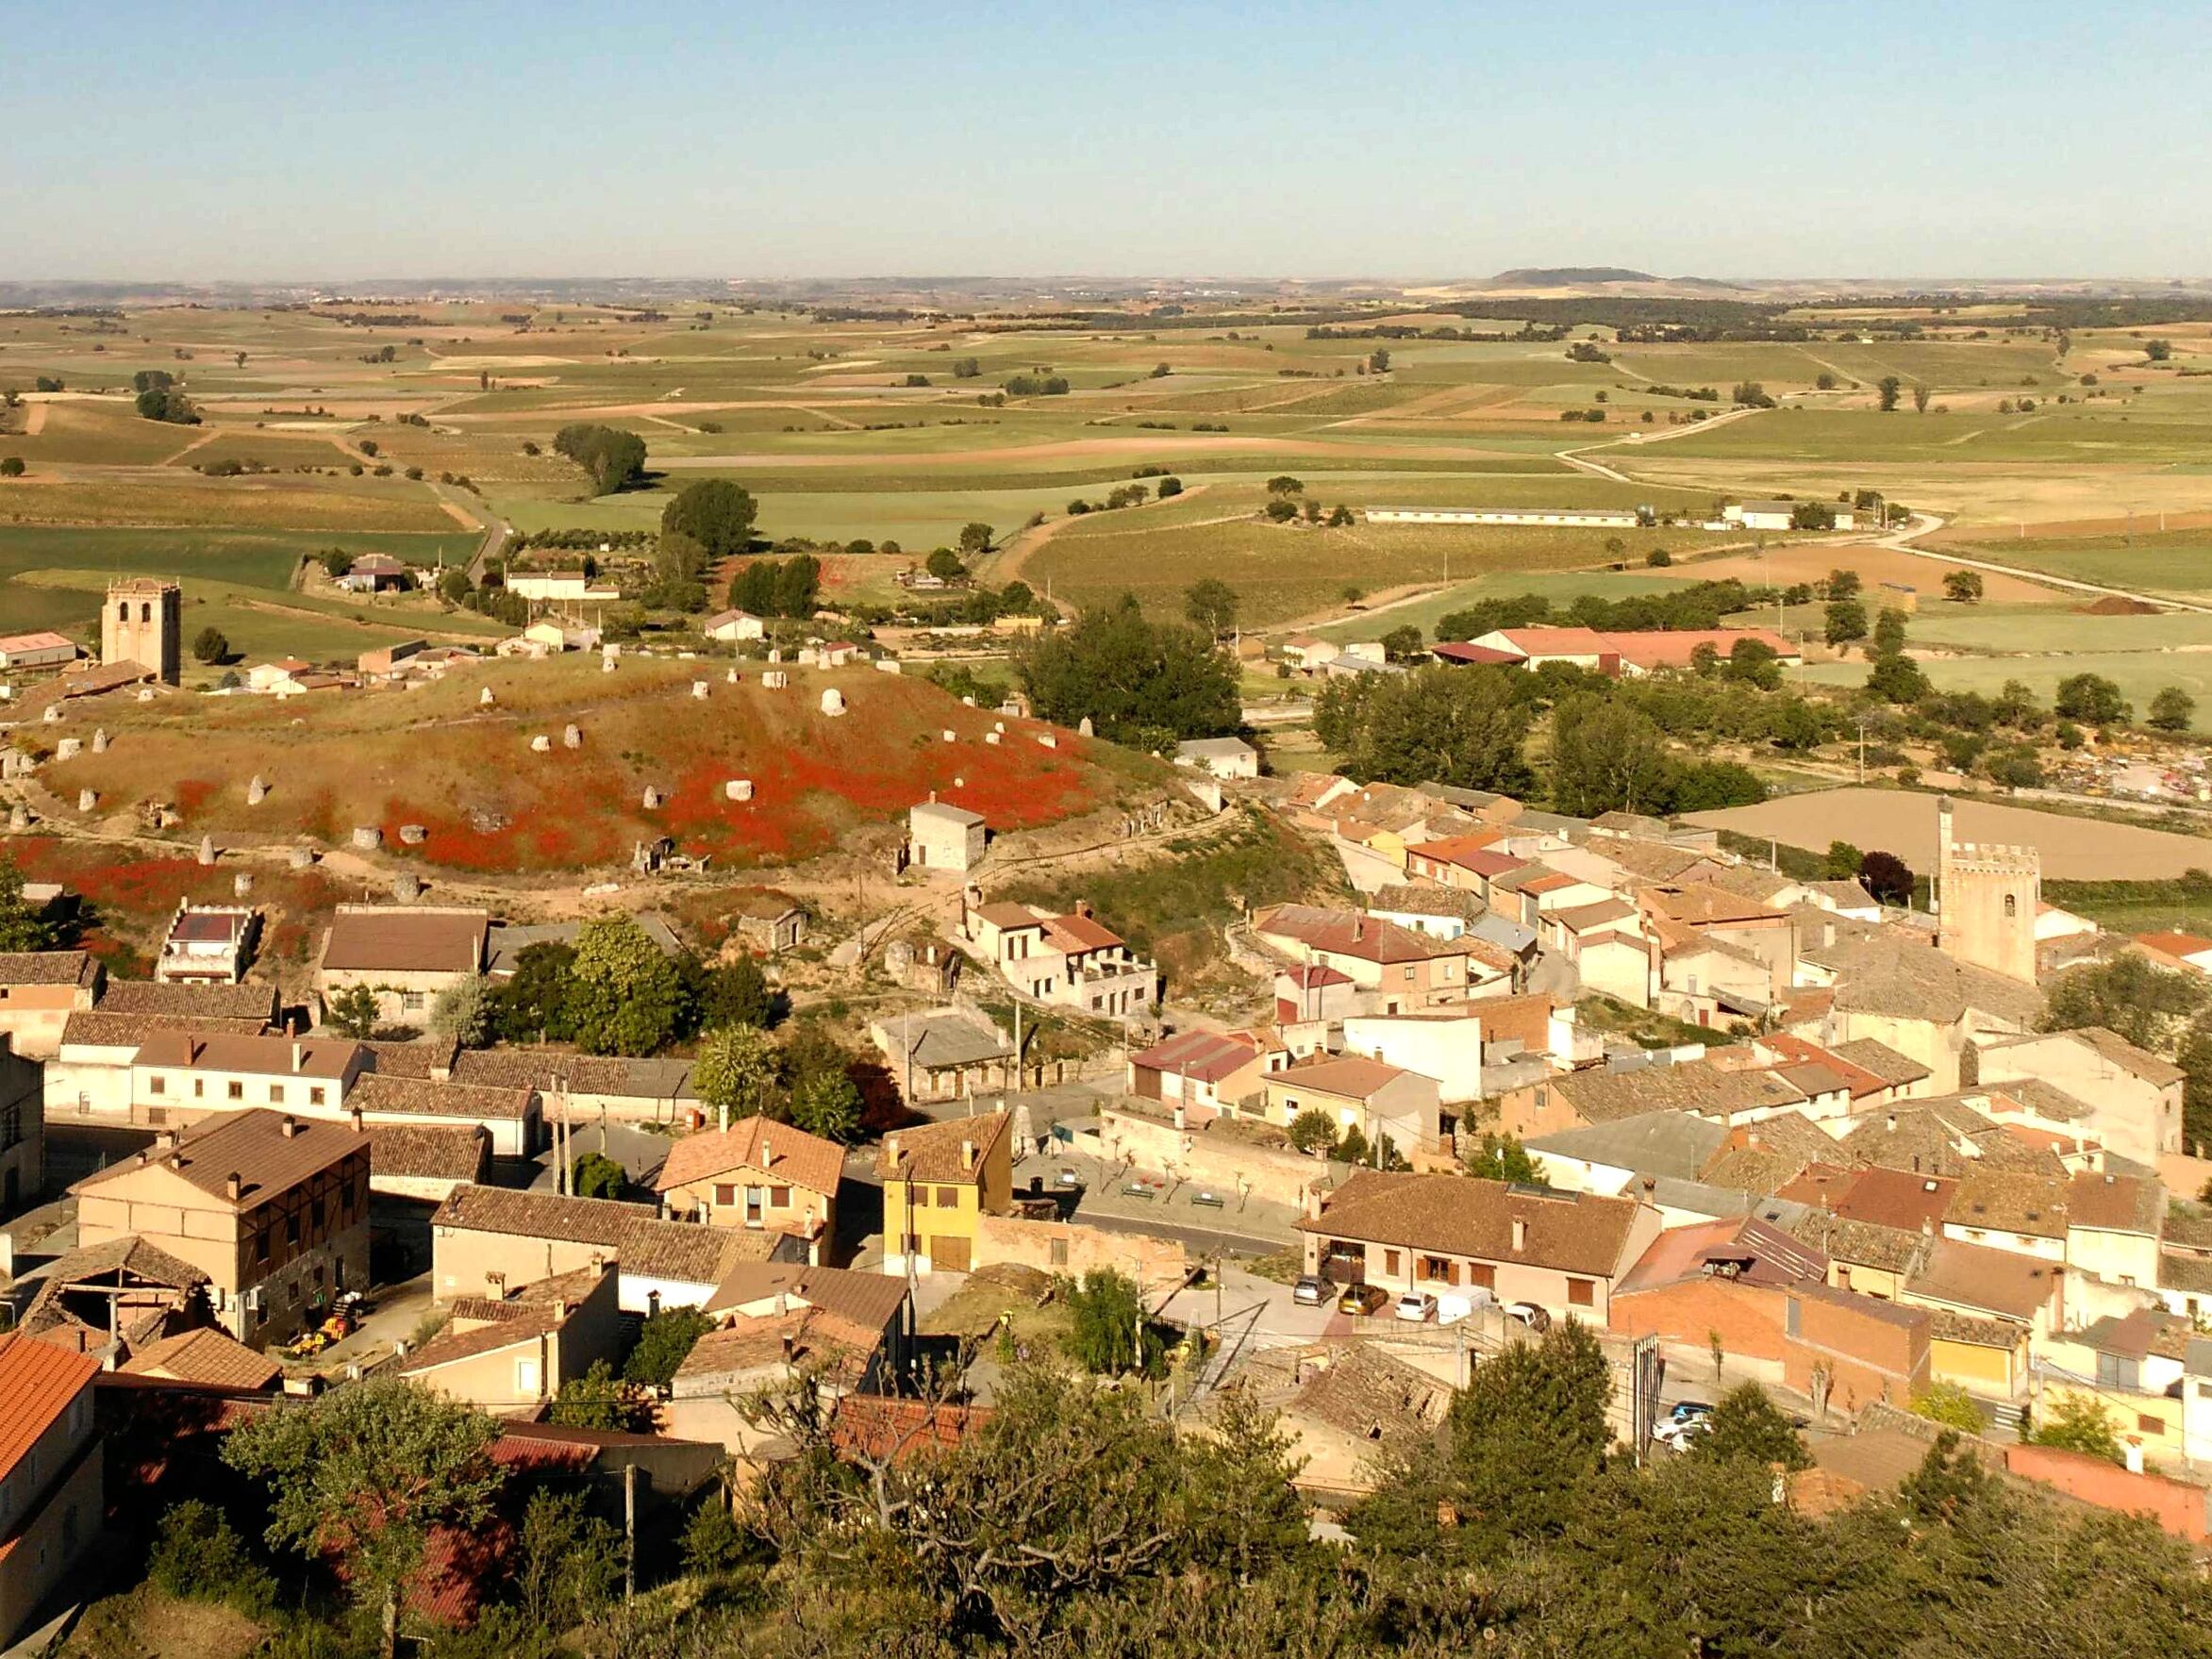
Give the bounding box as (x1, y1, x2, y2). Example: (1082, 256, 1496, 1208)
(31, 658, 1156, 874)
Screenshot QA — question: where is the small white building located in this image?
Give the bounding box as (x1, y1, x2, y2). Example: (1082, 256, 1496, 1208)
(1725, 500, 1857, 533)
(154, 903, 260, 986)
(703, 608, 766, 643)
(1173, 736, 1258, 780)
(908, 799, 986, 871)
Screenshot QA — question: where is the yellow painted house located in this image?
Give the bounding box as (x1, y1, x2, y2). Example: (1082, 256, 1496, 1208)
(878, 1110, 1012, 1276)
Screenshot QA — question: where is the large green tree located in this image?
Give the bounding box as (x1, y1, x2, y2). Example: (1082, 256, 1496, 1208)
(1015, 594, 1239, 744)
(1694, 1382, 1812, 1469)
(567, 916, 687, 1054)
(1317, 664, 1535, 793)
(1550, 694, 1678, 817)
(223, 1378, 503, 1659)
(0, 855, 54, 953)
(490, 940, 578, 1043)
(692, 1022, 781, 1125)
(660, 479, 758, 560)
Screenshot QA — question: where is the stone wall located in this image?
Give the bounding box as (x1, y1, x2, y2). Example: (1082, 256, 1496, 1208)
(973, 1214, 1189, 1290)
(1095, 1103, 1322, 1208)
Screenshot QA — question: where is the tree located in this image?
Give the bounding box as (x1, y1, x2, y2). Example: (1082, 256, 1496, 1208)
(1858, 849, 1913, 905)
(1912, 383, 1932, 413)
(2150, 686, 2197, 733)
(2054, 672, 2130, 725)
(324, 984, 380, 1039)
(552, 423, 647, 494)
(1015, 595, 1239, 744)
(681, 1496, 746, 1576)
(1827, 567, 1863, 599)
(1551, 695, 1677, 818)
(2042, 954, 2206, 1052)
(1063, 1270, 1164, 1377)
(1943, 570, 1984, 603)
(512, 1488, 623, 1637)
(1790, 500, 1836, 531)
(0, 856, 53, 953)
(1908, 1382, 1987, 1433)
(1694, 1383, 1811, 1470)
(1878, 375, 1903, 411)
(550, 1360, 654, 1432)
(1327, 503, 1354, 526)
(659, 479, 757, 561)
(1264, 475, 1303, 496)
(1866, 651, 1929, 703)
(1156, 475, 1183, 498)
(1463, 1132, 1544, 1184)
(624, 1307, 716, 1385)
(692, 1023, 780, 1126)
(1367, 348, 1390, 373)
(790, 1068, 862, 1141)
(1379, 624, 1425, 663)
(0, 456, 23, 477)
(223, 1377, 503, 1659)
(572, 1150, 626, 1200)
(2031, 1393, 2124, 1464)
(699, 952, 775, 1030)
(957, 522, 994, 558)
(1262, 497, 1298, 523)
(2146, 338, 2174, 362)
(427, 972, 491, 1047)
(1823, 596, 1869, 646)
(1824, 840, 1864, 879)
(568, 916, 686, 1055)
(1317, 664, 1534, 794)
(1872, 607, 1908, 655)
(1286, 1108, 1338, 1155)
(1183, 577, 1239, 638)
(491, 940, 577, 1043)
(191, 626, 228, 665)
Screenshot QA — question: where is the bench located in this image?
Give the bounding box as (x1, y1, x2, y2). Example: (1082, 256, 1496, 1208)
(1121, 1182, 1157, 1200)
(1189, 1190, 1225, 1209)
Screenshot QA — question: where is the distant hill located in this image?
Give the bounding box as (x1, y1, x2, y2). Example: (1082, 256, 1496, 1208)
(1489, 267, 1658, 288)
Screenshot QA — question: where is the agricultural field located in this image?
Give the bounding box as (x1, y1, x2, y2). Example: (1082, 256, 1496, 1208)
(1797, 649, 2212, 733)
(1685, 787, 2212, 881)
(32, 657, 1158, 877)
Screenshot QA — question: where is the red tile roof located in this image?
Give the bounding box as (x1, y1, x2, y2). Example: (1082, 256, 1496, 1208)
(0, 1335, 97, 1479)
(1129, 1029, 1261, 1086)
(655, 1116, 845, 1198)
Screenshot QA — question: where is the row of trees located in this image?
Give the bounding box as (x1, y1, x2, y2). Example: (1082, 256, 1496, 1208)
(1432, 578, 1757, 644)
(552, 423, 647, 494)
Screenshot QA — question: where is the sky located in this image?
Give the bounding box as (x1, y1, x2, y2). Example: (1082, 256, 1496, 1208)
(4, 0, 2210, 283)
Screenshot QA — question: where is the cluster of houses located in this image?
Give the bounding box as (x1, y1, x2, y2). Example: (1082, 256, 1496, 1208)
(1280, 623, 1804, 682)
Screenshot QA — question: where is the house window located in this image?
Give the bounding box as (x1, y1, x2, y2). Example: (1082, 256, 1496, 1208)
(1836, 1266, 1853, 1290)
(2004, 894, 2017, 918)
(516, 1357, 542, 1396)
(1050, 1238, 1070, 1268)
(310, 1199, 324, 1231)
(402, 991, 426, 1014)
(193, 1079, 204, 1099)
(2138, 1413, 2162, 1436)
(270, 1085, 285, 1105)
(285, 1214, 300, 1246)
(1786, 1297, 1802, 1337)
(149, 1075, 165, 1096)
(1383, 1250, 1402, 1277)
(935, 1186, 960, 1208)
(771, 1186, 791, 1208)
(1402, 966, 1416, 983)
(1567, 1278, 1594, 1308)
(1420, 1255, 1457, 1286)
(2098, 1353, 2142, 1391)
(1466, 1264, 1495, 1291)
(227, 1081, 243, 1102)
(309, 1087, 326, 1106)
(713, 1183, 737, 1206)
(255, 1232, 270, 1264)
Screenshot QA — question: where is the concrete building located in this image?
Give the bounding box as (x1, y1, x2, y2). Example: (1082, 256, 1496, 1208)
(652, 1117, 843, 1259)
(1726, 501, 1857, 532)
(398, 1264, 624, 1415)
(0, 1036, 45, 1218)
(1298, 1172, 1661, 1328)
(72, 1109, 372, 1347)
(962, 899, 1160, 1020)
(1261, 1055, 1444, 1158)
(153, 903, 260, 986)
(315, 905, 490, 1030)
(1173, 736, 1259, 780)
(0, 631, 81, 673)
(130, 1031, 366, 1129)
(0, 952, 103, 1061)
(1974, 1028, 2185, 1164)
(878, 1112, 1012, 1276)
(907, 799, 987, 871)
(702, 608, 766, 643)
(101, 576, 180, 685)
(0, 1338, 103, 1646)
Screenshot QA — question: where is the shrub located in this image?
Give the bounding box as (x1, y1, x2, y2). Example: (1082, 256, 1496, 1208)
(148, 1501, 277, 1617)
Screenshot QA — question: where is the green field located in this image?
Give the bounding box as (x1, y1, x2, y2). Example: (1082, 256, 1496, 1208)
(1796, 650, 2212, 731)
(1927, 529, 2212, 597)
(1312, 570, 1688, 643)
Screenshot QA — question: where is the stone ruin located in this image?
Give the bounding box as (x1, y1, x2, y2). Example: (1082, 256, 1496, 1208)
(602, 656, 618, 674)
(479, 686, 496, 707)
(530, 734, 553, 753)
(247, 775, 268, 805)
(984, 731, 1002, 745)
(54, 738, 80, 762)
(1037, 733, 1057, 749)
(352, 825, 382, 852)
(725, 667, 740, 685)
(288, 846, 316, 870)
(563, 725, 581, 749)
(391, 872, 421, 902)
(91, 728, 108, 754)
(724, 779, 754, 803)
(398, 823, 428, 846)
(42, 705, 61, 725)
(8, 805, 29, 833)
(820, 688, 847, 718)
(76, 788, 97, 813)
(197, 835, 217, 867)
(762, 671, 788, 690)
(941, 729, 956, 742)
(1078, 717, 1093, 737)
(641, 786, 662, 810)
(233, 871, 254, 897)
(961, 696, 976, 708)
(692, 681, 709, 700)
(136, 688, 155, 703)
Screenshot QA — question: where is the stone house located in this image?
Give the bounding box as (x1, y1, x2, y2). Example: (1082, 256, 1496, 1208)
(1260, 1054, 1444, 1155)
(0, 1338, 104, 1647)
(398, 1263, 624, 1416)
(0, 952, 104, 1060)
(907, 799, 986, 871)
(652, 1117, 843, 1260)
(315, 906, 490, 1030)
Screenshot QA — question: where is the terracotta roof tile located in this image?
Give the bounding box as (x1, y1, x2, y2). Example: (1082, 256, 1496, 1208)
(321, 906, 488, 973)
(0, 951, 100, 988)
(1298, 1171, 1645, 1279)
(75, 1108, 368, 1207)
(878, 1112, 1010, 1185)
(0, 1336, 98, 1479)
(119, 1327, 282, 1391)
(655, 1117, 844, 1198)
(97, 980, 277, 1022)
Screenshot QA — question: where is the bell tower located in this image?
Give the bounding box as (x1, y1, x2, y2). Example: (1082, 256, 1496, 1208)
(1935, 797, 2039, 984)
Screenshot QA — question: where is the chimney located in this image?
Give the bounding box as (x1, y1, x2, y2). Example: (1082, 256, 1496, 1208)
(1510, 1218, 1527, 1253)
(1886, 1113, 1897, 1134)
(350, 1107, 364, 1134)
(960, 1138, 977, 1172)
(761, 1136, 773, 1168)
(225, 1171, 241, 1202)
(280, 1115, 298, 1138)
(291, 1041, 304, 1073)
(1921, 1216, 1934, 1236)
(1641, 1176, 1656, 1201)
(781, 1332, 797, 1369)
(885, 1134, 901, 1166)
(1076, 899, 1092, 920)
(1304, 1182, 1325, 1222)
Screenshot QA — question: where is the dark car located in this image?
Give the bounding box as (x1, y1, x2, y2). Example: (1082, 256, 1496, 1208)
(1337, 1283, 1388, 1317)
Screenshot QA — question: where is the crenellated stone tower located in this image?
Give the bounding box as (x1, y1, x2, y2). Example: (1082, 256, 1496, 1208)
(1934, 796, 2039, 984)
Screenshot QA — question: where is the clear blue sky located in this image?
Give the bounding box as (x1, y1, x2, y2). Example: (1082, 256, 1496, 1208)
(4, 0, 2208, 281)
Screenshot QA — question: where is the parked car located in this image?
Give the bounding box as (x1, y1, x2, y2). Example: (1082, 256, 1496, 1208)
(1292, 1275, 1328, 1307)
(1337, 1283, 1388, 1317)
(1394, 1291, 1438, 1323)
(1505, 1302, 1552, 1333)
(1668, 1401, 1714, 1426)
(1653, 1414, 1713, 1452)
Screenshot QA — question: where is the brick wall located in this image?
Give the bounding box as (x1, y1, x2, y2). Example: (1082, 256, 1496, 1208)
(973, 1214, 1189, 1291)
(1611, 1275, 1791, 1363)
(2005, 1442, 2210, 1542)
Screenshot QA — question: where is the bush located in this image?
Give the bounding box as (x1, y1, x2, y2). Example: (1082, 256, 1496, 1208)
(682, 1497, 747, 1576)
(0, 456, 22, 477)
(1909, 1383, 1987, 1433)
(1288, 1108, 1338, 1155)
(191, 626, 229, 665)
(148, 1501, 278, 1617)
(624, 1307, 716, 1385)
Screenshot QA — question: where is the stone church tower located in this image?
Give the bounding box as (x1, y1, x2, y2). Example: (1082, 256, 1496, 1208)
(1934, 796, 2039, 984)
(101, 577, 181, 685)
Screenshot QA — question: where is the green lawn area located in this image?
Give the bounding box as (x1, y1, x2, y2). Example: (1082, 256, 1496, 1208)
(1650, 406, 2212, 466)
(1928, 530, 2212, 598)
(1902, 603, 2212, 653)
